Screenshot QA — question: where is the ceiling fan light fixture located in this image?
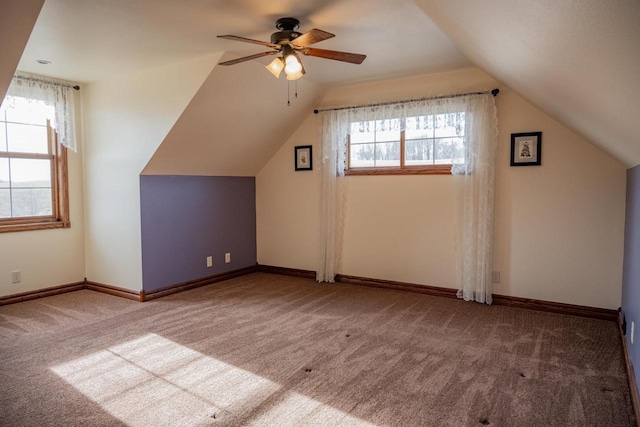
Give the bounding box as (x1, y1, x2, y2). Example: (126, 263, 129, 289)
(265, 57, 284, 78)
(218, 17, 366, 104)
(285, 68, 304, 81)
(284, 54, 303, 80)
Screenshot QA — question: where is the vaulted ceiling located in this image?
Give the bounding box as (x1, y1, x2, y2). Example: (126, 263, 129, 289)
(5, 0, 640, 169)
(415, 0, 640, 167)
(17, 0, 470, 85)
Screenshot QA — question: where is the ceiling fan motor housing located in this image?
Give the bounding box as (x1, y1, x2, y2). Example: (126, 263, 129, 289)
(271, 30, 302, 44)
(272, 17, 302, 45)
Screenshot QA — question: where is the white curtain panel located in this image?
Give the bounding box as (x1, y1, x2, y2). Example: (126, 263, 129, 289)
(316, 92, 498, 299)
(5, 74, 77, 152)
(317, 110, 348, 282)
(452, 93, 499, 304)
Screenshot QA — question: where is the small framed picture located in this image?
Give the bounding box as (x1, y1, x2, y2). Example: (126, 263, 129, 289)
(295, 145, 313, 171)
(511, 132, 542, 166)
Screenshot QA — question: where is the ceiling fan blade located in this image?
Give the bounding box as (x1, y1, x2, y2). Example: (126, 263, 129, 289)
(301, 48, 366, 64)
(218, 51, 278, 66)
(217, 35, 279, 49)
(290, 29, 335, 47)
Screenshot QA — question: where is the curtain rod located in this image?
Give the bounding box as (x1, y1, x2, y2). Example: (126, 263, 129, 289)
(313, 88, 499, 114)
(14, 74, 80, 91)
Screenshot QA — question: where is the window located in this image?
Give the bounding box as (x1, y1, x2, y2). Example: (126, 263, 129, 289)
(0, 96, 69, 232)
(346, 112, 465, 175)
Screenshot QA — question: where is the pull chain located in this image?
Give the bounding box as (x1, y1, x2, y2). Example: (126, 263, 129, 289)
(286, 79, 300, 106)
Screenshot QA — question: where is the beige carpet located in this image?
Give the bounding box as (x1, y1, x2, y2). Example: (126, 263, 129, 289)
(0, 273, 635, 426)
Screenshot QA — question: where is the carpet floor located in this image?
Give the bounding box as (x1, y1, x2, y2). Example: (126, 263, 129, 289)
(0, 273, 635, 426)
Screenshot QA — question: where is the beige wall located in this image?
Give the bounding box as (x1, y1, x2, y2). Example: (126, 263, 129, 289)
(256, 67, 626, 309)
(257, 113, 321, 270)
(0, 0, 78, 297)
(0, 91, 85, 296)
(493, 88, 626, 308)
(82, 55, 219, 291)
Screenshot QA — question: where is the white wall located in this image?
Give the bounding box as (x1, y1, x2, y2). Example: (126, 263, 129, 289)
(0, 91, 85, 296)
(82, 54, 219, 291)
(256, 67, 626, 309)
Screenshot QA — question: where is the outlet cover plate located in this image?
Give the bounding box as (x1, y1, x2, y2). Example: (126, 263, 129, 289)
(225, 253, 231, 264)
(11, 271, 21, 283)
(492, 271, 500, 283)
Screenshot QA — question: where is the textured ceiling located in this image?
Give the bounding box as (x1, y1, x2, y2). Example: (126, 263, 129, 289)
(415, 0, 640, 167)
(10, 0, 640, 170)
(18, 0, 469, 85)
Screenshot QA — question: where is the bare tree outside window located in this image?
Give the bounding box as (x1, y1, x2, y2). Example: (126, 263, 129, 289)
(347, 113, 465, 174)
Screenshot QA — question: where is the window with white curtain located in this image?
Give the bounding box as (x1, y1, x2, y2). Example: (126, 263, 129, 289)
(0, 74, 76, 233)
(317, 91, 498, 304)
(347, 112, 465, 173)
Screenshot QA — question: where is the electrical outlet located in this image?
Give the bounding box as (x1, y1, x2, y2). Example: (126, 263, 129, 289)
(11, 271, 21, 283)
(225, 253, 231, 264)
(492, 271, 500, 283)
(206, 256, 213, 268)
(632, 321, 635, 345)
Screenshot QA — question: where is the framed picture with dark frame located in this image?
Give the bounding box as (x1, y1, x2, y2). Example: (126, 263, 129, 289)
(511, 132, 542, 166)
(295, 145, 313, 171)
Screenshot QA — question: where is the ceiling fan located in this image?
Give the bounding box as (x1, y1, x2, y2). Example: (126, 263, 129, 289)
(217, 17, 366, 81)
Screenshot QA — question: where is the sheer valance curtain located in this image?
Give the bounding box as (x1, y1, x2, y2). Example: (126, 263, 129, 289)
(316, 92, 498, 304)
(4, 74, 77, 152)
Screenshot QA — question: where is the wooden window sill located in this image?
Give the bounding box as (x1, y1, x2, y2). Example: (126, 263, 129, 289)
(0, 220, 71, 233)
(345, 166, 452, 176)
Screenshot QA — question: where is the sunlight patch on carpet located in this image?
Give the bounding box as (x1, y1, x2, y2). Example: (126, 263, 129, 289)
(247, 390, 378, 426)
(50, 333, 280, 426)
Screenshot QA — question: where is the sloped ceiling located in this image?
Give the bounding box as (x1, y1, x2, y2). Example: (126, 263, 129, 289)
(9, 0, 640, 172)
(0, 0, 44, 100)
(415, 0, 640, 168)
(142, 56, 325, 176)
(18, 0, 469, 85)
(14, 0, 472, 177)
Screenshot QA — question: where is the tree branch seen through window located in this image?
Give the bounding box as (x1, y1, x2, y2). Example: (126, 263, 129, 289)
(346, 113, 465, 175)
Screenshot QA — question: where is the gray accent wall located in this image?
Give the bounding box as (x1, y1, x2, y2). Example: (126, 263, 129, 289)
(622, 165, 640, 395)
(140, 175, 256, 292)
